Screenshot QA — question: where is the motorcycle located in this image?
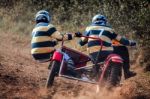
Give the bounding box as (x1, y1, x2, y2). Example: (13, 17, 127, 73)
(46, 35, 123, 89)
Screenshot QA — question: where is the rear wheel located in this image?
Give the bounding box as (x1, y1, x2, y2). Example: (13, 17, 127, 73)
(108, 62, 122, 86)
(46, 61, 61, 88)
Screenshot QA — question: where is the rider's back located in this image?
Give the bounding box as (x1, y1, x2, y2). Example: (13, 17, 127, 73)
(85, 24, 115, 54)
(31, 10, 73, 61)
(31, 22, 57, 60)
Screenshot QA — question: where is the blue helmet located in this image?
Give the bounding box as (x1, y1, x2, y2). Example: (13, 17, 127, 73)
(35, 10, 51, 23)
(92, 14, 107, 25)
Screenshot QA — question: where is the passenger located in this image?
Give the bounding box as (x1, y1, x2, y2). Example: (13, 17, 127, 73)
(31, 10, 76, 77)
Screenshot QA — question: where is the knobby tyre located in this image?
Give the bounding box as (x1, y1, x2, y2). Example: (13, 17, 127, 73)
(46, 60, 61, 88)
(109, 62, 122, 86)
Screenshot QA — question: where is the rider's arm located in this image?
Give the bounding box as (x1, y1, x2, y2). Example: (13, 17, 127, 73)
(112, 32, 134, 46)
(48, 24, 72, 41)
(51, 31, 72, 41)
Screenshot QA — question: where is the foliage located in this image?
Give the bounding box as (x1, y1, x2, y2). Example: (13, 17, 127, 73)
(0, 0, 149, 70)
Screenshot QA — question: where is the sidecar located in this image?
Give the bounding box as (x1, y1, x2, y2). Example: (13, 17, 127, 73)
(58, 46, 99, 84)
(45, 34, 123, 88)
(46, 45, 122, 88)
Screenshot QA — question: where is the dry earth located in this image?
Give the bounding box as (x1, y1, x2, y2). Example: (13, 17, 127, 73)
(0, 32, 150, 99)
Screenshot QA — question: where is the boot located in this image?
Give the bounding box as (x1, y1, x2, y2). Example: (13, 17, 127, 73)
(124, 71, 136, 79)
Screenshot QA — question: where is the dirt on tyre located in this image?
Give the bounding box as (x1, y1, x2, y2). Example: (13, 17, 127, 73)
(46, 60, 61, 88)
(107, 62, 122, 87)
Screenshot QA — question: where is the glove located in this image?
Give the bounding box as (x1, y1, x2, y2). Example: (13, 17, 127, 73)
(66, 33, 73, 40)
(130, 40, 136, 46)
(74, 32, 82, 37)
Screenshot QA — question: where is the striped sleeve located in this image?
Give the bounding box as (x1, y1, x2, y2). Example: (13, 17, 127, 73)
(119, 37, 130, 45)
(51, 30, 63, 40)
(51, 31, 73, 41)
(115, 34, 130, 45)
(111, 28, 130, 46)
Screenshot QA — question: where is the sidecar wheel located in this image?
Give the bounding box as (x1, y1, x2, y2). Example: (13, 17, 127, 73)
(46, 61, 61, 88)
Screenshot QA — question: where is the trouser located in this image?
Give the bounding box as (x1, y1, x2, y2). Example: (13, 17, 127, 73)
(113, 46, 130, 73)
(90, 51, 113, 77)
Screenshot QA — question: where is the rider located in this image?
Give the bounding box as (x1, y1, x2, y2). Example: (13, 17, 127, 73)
(112, 40, 136, 79)
(31, 10, 76, 76)
(75, 14, 136, 79)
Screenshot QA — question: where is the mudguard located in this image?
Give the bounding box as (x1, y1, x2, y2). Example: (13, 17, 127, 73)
(106, 54, 123, 64)
(99, 54, 123, 82)
(52, 51, 63, 62)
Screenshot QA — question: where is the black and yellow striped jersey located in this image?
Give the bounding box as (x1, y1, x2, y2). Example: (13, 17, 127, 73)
(79, 24, 131, 54)
(31, 22, 72, 60)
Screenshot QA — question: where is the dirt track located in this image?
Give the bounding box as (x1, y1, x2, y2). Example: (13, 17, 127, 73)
(0, 32, 149, 99)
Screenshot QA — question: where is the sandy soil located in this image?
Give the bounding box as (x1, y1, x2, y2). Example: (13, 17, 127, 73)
(0, 32, 149, 99)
